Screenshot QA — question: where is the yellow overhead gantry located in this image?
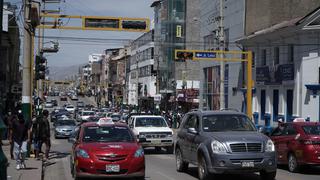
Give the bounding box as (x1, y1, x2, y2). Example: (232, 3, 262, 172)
(38, 14, 150, 32)
(175, 49, 253, 118)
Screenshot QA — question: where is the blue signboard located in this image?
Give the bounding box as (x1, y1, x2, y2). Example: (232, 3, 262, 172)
(195, 52, 216, 59)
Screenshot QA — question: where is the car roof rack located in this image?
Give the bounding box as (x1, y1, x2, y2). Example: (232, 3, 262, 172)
(219, 108, 239, 112)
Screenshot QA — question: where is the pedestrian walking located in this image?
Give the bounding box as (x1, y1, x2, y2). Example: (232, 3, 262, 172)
(33, 110, 51, 160)
(5, 111, 17, 160)
(9, 113, 31, 170)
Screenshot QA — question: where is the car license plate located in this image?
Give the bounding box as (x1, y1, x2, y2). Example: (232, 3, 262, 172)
(106, 164, 120, 172)
(151, 140, 161, 144)
(241, 161, 254, 167)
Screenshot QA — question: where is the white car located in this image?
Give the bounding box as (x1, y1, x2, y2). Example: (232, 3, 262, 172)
(65, 105, 75, 113)
(45, 101, 54, 108)
(79, 111, 95, 122)
(129, 115, 174, 153)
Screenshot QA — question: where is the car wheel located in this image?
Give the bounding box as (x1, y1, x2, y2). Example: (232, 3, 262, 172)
(175, 148, 188, 172)
(260, 170, 276, 180)
(198, 156, 212, 180)
(166, 146, 174, 154)
(288, 153, 299, 172)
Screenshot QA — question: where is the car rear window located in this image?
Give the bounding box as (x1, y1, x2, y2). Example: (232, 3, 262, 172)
(202, 115, 256, 132)
(83, 126, 134, 142)
(135, 117, 168, 127)
(56, 120, 76, 126)
(83, 112, 94, 116)
(302, 125, 320, 135)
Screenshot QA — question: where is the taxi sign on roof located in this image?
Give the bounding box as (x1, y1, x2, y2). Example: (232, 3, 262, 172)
(97, 117, 113, 125)
(293, 118, 305, 122)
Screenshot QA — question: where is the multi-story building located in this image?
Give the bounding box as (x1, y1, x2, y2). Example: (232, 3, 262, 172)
(151, 0, 201, 112)
(199, 0, 245, 111)
(238, 1, 320, 127)
(0, 3, 21, 112)
(128, 30, 156, 109)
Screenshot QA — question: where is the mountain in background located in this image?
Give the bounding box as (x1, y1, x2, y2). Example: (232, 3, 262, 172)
(49, 64, 83, 81)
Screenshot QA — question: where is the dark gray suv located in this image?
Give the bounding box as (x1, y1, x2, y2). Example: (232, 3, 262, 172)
(175, 110, 277, 180)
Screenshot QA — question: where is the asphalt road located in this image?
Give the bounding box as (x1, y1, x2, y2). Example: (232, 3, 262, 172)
(43, 96, 320, 180)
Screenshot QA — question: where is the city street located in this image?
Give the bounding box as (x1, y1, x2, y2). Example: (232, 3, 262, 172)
(2, 1, 320, 180)
(38, 97, 320, 180)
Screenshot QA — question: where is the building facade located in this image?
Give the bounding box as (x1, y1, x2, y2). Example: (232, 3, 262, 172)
(0, 3, 21, 112)
(238, 6, 320, 127)
(199, 0, 245, 111)
(151, 0, 201, 112)
(128, 30, 156, 109)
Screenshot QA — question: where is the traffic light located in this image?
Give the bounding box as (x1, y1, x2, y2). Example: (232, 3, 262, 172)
(122, 20, 147, 30)
(35, 55, 46, 80)
(175, 50, 194, 60)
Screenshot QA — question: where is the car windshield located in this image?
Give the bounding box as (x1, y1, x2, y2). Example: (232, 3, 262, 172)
(67, 106, 74, 108)
(56, 120, 76, 126)
(202, 115, 256, 132)
(302, 125, 320, 135)
(135, 117, 168, 127)
(83, 112, 94, 116)
(83, 126, 134, 142)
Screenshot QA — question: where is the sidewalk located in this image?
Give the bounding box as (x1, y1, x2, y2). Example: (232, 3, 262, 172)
(2, 140, 42, 180)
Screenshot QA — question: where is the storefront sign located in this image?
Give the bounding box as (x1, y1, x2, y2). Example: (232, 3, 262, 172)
(256, 64, 294, 85)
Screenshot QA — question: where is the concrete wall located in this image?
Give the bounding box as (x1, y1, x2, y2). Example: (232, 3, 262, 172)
(245, 0, 320, 35)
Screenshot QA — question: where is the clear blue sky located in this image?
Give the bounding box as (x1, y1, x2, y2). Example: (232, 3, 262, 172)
(7, 0, 154, 67)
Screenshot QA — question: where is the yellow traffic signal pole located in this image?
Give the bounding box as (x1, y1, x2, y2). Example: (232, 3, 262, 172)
(175, 50, 253, 118)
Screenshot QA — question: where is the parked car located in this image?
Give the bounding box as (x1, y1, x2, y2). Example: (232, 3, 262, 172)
(129, 115, 174, 153)
(69, 121, 145, 179)
(54, 119, 77, 139)
(270, 121, 320, 172)
(175, 110, 277, 180)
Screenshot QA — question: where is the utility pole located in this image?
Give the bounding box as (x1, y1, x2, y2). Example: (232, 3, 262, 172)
(219, 0, 225, 109)
(22, 0, 32, 122)
(136, 51, 140, 107)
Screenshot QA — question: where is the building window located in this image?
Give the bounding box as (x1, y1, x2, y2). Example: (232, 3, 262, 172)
(288, 44, 294, 62)
(274, 47, 279, 65)
(261, 49, 266, 66)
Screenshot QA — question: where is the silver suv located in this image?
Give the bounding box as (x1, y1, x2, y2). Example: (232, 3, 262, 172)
(175, 110, 277, 180)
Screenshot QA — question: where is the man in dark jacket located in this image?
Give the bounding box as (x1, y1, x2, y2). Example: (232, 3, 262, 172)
(10, 113, 31, 170)
(34, 110, 51, 160)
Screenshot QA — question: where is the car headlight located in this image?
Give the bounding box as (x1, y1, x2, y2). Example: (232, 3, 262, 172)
(55, 128, 62, 132)
(134, 147, 144, 158)
(211, 140, 227, 153)
(167, 132, 173, 137)
(138, 133, 145, 138)
(76, 149, 90, 158)
(265, 139, 275, 152)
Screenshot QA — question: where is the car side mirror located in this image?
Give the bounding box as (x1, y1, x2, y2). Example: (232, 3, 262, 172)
(138, 137, 147, 143)
(68, 137, 76, 144)
(187, 128, 198, 134)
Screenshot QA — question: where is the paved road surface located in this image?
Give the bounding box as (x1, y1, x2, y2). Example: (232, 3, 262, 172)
(43, 96, 320, 180)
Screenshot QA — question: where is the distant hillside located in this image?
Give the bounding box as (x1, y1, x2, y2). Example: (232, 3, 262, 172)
(49, 65, 83, 80)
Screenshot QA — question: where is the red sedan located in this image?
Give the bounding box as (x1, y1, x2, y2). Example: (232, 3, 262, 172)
(69, 120, 145, 179)
(270, 121, 320, 172)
